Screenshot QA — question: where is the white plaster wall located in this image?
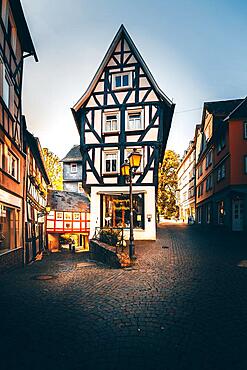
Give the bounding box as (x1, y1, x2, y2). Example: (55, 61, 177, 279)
(90, 185, 156, 241)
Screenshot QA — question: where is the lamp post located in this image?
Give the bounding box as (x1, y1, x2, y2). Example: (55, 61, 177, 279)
(121, 149, 142, 260)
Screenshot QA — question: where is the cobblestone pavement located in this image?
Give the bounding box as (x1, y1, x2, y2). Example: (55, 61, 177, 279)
(1, 223, 247, 370)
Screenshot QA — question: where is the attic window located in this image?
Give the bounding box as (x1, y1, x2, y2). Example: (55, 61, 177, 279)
(70, 163, 77, 173)
(113, 73, 131, 89)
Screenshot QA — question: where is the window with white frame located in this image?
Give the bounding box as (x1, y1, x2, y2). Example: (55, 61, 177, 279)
(70, 163, 77, 173)
(244, 122, 247, 139)
(2, 65, 10, 108)
(113, 73, 131, 89)
(104, 151, 118, 173)
(127, 112, 142, 130)
(104, 113, 119, 132)
(7, 151, 18, 180)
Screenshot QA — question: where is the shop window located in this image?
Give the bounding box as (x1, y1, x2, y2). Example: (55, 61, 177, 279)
(102, 193, 144, 229)
(0, 204, 20, 252)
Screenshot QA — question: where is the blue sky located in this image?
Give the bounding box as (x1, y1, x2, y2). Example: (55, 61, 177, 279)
(21, 0, 247, 158)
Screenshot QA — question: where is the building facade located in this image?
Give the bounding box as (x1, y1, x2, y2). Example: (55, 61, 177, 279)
(177, 139, 196, 222)
(71, 25, 174, 240)
(46, 190, 90, 251)
(24, 127, 50, 263)
(0, 0, 37, 269)
(195, 98, 247, 231)
(61, 144, 84, 193)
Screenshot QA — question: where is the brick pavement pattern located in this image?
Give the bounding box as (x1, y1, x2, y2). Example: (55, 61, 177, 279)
(1, 223, 247, 370)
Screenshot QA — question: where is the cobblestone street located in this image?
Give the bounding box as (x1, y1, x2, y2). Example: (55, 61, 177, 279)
(1, 223, 247, 370)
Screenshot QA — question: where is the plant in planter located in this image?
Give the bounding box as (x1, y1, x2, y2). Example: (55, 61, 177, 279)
(99, 229, 119, 246)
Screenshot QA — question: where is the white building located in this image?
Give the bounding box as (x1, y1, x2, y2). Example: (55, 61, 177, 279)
(177, 139, 196, 222)
(71, 25, 175, 240)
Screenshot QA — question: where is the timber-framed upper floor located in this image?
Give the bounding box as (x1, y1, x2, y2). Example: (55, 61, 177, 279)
(71, 25, 175, 190)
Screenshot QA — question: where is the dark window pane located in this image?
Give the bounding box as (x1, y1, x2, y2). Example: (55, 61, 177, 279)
(115, 76, 121, 87)
(106, 160, 111, 172)
(112, 160, 116, 172)
(123, 74, 129, 86)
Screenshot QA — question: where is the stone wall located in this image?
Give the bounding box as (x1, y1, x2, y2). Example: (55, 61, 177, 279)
(0, 247, 23, 273)
(90, 240, 131, 268)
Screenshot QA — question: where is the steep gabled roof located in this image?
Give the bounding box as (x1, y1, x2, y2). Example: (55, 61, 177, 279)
(61, 145, 82, 162)
(204, 99, 243, 117)
(224, 96, 247, 121)
(72, 24, 173, 112)
(48, 190, 90, 212)
(10, 0, 38, 61)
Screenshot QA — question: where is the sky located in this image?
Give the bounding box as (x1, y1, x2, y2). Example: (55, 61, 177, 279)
(21, 0, 247, 159)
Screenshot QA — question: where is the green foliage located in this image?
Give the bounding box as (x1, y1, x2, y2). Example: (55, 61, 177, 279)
(158, 150, 180, 218)
(99, 229, 119, 246)
(42, 148, 63, 190)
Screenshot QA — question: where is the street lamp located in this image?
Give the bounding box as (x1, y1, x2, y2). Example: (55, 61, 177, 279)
(121, 149, 142, 260)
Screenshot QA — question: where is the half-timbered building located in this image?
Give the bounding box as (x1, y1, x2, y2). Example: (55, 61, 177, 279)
(72, 25, 175, 240)
(46, 190, 90, 251)
(0, 0, 37, 270)
(24, 126, 50, 263)
(61, 144, 84, 193)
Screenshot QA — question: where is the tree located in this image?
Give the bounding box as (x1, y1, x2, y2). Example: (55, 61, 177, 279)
(42, 148, 63, 190)
(157, 150, 180, 218)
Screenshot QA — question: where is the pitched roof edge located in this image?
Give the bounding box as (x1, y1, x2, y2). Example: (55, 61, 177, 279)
(224, 96, 247, 121)
(72, 24, 173, 112)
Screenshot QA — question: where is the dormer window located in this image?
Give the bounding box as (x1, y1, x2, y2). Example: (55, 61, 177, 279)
(104, 113, 119, 132)
(70, 163, 77, 173)
(127, 111, 143, 130)
(113, 73, 131, 89)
